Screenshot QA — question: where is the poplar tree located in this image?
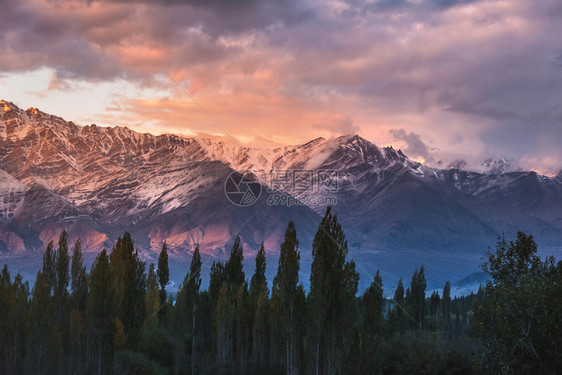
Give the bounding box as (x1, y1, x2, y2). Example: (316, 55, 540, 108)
(209, 261, 226, 307)
(441, 281, 451, 334)
(309, 207, 359, 375)
(145, 264, 160, 327)
(225, 235, 245, 288)
(70, 239, 88, 373)
(157, 242, 169, 323)
(250, 243, 269, 366)
(42, 241, 56, 295)
(109, 232, 146, 348)
(272, 222, 301, 375)
(250, 243, 267, 294)
(0, 266, 29, 374)
(360, 270, 384, 374)
(30, 269, 59, 374)
(393, 278, 405, 334)
(71, 239, 88, 311)
(177, 244, 202, 374)
(408, 266, 427, 331)
(88, 249, 116, 375)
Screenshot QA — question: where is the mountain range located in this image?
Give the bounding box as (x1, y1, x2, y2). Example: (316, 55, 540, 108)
(1, 99, 561, 292)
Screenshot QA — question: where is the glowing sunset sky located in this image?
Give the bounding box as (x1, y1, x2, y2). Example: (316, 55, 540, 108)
(1, 0, 561, 174)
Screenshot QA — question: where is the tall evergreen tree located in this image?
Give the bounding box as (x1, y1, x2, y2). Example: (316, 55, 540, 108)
(215, 283, 234, 364)
(176, 244, 203, 374)
(157, 242, 169, 323)
(408, 266, 426, 330)
(393, 278, 405, 334)
(71, 238, 88, 311)
(216, 236, 251, 369)
(441, 281, 451, 334)
(54, 230, 71, 371)
(250, 243, 267, 294)
(225, 235, 245, 288)
(30, 269, 59, 374)
(70, 238, 88, 374)
(309, 207, 359, 375)
(88, 249, 116, 375)
(0, 266, 30, 374)
(109, 232, 146, 348)
(250, 243, 269, 366)
(42, 241, 56, 296)
(55, 230, 70, 312)
(209, 261, 226, 306)
(429, 291, 440, 326)
(359, 270, 384, 374)
(272, 222, 301, 375)
(145, 264, 160, 327)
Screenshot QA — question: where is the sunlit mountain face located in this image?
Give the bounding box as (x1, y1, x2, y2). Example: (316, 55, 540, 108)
(1, 100, 562, 290)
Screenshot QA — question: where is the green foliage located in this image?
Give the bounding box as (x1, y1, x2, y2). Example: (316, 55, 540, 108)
(114, 350, 166, 375)
(0, 266, 30, 374)
(42, 240, 56, 295)
(309, 207, 360, 375)
(183, 244, 203, 303)
(209, 260, 226, 305)
(2, 227, 560, 374)
(225, 235, 245, 288)
(55, 230, 70, 304)
(71, 238, 88, 311)
(272, 221, 302, 374)
(145, 264, 160, 327)
(138, 326, 177, 369)
(472, 232, 562, 373)
(250, 242, 267, 294)
(249, 242, 270, 366)
(110, 232, 147, 348)
(88, 249, 117, 375)
(382, 332, 475, 375)
(358, 270, 384, 374)
(407, 266, 427, 330)
(157, 241, 169, 317)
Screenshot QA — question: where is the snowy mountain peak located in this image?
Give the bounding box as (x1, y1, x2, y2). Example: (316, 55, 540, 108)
(481, 155, 512, 174)
(447, 159, 468, 171)
(382, 146, 407, 163)
(1, 100, 562, 295)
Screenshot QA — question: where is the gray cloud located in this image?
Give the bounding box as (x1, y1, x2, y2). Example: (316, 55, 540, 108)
(1, 0, 561, 173)
(389, 129, 437, 163)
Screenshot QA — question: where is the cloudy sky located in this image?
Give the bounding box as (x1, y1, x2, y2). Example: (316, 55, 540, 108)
(1, 0, 561, 174)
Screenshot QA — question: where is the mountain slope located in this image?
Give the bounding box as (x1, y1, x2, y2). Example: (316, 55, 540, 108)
(0, 100, 321, 258)
(1, 99, 561, 290)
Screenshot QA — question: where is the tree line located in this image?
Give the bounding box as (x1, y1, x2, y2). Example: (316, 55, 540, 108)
(0, 207, 560, 374)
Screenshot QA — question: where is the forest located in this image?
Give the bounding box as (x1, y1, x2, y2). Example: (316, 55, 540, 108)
(0, 207, 560, 375)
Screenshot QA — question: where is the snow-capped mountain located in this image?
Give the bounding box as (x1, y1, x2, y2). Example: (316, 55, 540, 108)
(1, 99, 561, 290)
(480, 155, 512, 174)
(0, 100, 320, 258)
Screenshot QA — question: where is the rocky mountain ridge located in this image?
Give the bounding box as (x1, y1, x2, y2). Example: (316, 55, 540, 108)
(1, 99, 561, 290)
